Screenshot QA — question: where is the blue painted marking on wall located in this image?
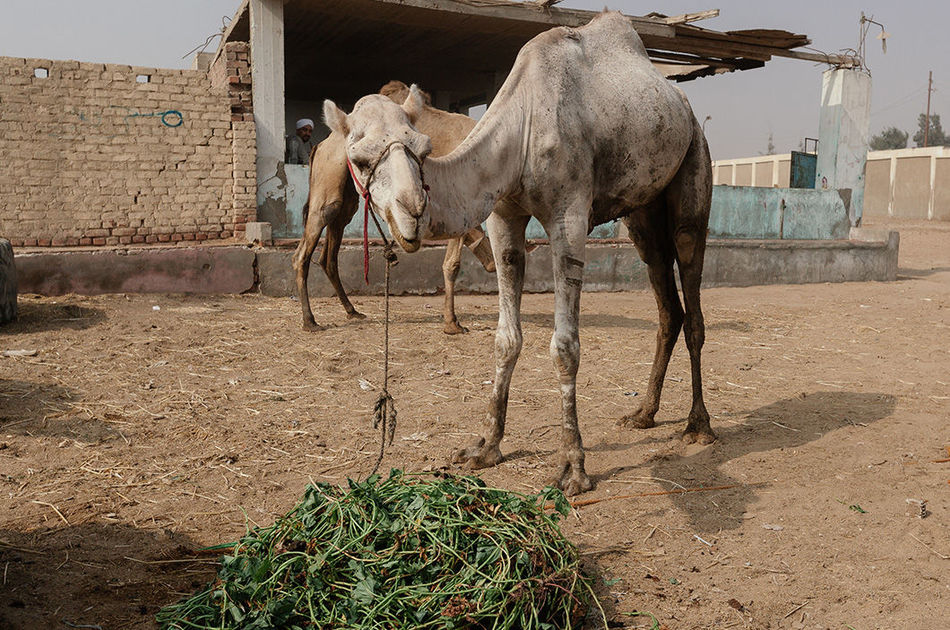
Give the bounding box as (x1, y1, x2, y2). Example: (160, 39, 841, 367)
(61, 106, 185, 138)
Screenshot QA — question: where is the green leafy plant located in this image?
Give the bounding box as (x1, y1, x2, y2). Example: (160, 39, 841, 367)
(158, 470, 592, 629)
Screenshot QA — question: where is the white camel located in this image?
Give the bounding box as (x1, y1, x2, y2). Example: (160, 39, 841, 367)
(324, 12, 714, 495)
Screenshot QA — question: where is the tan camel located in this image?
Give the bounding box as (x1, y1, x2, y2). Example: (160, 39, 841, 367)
(292, 81, 495, 334)
(324, 12, 714, 496)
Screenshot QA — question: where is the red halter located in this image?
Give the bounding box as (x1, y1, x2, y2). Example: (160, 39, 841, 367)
(345, 156, 374, 284)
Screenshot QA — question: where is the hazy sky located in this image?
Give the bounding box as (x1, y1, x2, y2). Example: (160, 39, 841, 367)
(2, 1, 947, 159)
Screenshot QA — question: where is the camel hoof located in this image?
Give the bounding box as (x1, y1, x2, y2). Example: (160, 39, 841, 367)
(443, 322, 469, 335)
(483, 261, 496, 273)
(346, 310, 367, 320)
(451, 438, 503, 470)
(302, 320, 326, 332)
(682, 429, 717, 445)
(618, 408, 656, 430)
(553, 471, 593, 497)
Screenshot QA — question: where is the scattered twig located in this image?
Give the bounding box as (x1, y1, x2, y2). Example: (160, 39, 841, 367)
(782, 601, 809, 619)
(124, 556, 218, 565)
(0, 539, 45, 555)
(909, 534, 950, 560)
(61, 621, 103, 630)
(32, 500, 69, 525)
(770, 421, 799, 432)
(547, 482, 768, 510)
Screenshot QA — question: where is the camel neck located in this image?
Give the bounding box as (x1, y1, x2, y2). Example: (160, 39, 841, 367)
(422, 92, 527, 239)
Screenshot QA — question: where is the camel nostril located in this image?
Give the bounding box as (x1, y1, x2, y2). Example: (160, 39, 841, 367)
(396, 193, 425, 217)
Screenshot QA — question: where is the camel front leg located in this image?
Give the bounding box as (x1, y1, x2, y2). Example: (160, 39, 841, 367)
(548, 219, 593, 496)
(452, 213, 530, 470)
(292, 202, 328, 332)
(321, 209, 365, 320)
(441, 237, 467, 334)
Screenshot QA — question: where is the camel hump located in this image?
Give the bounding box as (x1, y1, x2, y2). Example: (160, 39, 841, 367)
(379, 80, 432, 106)
(518, 10, 648, 71)
(580, 10, 650, 57)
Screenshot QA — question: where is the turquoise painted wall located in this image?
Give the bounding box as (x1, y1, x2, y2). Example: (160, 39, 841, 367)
(275, 170, 850, 242)
(708, 185, 851, 240)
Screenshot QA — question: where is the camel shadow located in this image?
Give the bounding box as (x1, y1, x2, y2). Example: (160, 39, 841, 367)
(390, 310, 657, 330)
(388, 309, 750, 333)
(640, 391, 897, 533)
(0, 301, 105, 334)
(0, 523, 216, 629)
(0, 379, 120, 443)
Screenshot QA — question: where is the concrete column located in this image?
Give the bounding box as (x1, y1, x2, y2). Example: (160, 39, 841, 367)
(816, 68, 872, 226)
(250, 0, 285, 204)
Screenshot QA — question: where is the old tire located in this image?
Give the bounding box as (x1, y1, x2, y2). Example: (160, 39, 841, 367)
(0, 238, 17, 325)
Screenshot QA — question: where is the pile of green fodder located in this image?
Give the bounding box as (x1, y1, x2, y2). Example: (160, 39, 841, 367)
(158, 470, 595, 629)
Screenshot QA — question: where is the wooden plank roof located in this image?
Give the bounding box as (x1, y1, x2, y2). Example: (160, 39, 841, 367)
(221, 0, 852, 106)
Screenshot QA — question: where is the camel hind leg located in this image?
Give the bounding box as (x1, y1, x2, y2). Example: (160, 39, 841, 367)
(619, 204, 684, 430)
(441, 237, 467, 334)
(668, 120, 715, 444)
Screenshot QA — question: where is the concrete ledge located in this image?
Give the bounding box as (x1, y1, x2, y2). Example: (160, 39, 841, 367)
(701, 234, 898, 287)
(13, 234, 899, 298)
(16, 246, 257, 296)
(260, 234, 899, 297)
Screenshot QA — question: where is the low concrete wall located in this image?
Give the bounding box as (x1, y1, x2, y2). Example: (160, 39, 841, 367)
(259, 232, 898, 297)
(15, 247, 257, 296)
(13, 231, 898, 297)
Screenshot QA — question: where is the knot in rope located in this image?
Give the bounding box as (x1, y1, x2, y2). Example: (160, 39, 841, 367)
(382, 241, 398, 265)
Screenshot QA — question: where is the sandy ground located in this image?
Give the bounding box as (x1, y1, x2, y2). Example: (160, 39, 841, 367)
(1, 219, 948, 629)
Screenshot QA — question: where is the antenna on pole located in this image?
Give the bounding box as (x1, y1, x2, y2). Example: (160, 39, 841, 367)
(858, 12, 888, 71)
(925, 71, 934, 148)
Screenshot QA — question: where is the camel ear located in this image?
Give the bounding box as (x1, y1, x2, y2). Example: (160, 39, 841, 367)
(322, 99, 349, 136)
(402, 84, 425, 124)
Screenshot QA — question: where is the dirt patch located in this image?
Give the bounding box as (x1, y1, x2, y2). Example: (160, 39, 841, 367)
(1, 219, 948, 629)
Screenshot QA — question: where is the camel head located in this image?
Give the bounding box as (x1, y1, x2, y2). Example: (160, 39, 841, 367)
(323, 85, 432, 253)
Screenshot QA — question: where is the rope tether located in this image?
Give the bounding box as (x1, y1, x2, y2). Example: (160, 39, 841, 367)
(369, 242, 399, 477)
(345, 142, 428, 476)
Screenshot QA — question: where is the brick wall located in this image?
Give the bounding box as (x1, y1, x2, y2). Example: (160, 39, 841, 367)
(210, 42, 256, 235)
(0, 46, 257, 247)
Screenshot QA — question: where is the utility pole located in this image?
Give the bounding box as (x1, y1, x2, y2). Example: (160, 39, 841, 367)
(925, 70, 933, 147)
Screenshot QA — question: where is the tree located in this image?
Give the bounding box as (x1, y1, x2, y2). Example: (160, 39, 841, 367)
(913, 113, 950, 147)
(766, 132, 775, 155)
(869, 126, 908, 150)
